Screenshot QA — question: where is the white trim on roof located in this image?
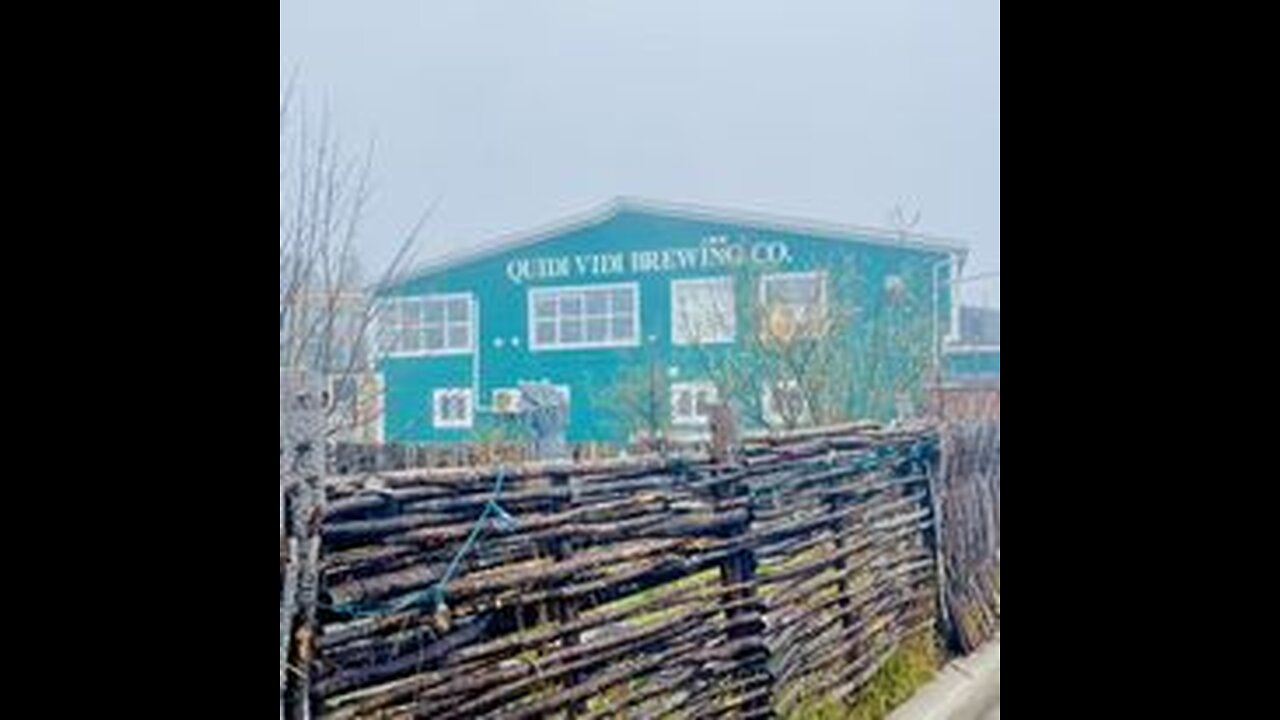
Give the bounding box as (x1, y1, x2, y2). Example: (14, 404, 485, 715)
(389, 197, 969, 288)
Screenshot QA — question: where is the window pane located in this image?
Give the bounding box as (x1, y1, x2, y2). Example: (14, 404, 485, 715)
(535, 297, 556, 318)
(393, 300, 413, 326)
(611, 315, 633, 340)
(447, 325, 469, 349)
(674, 279, 734, 344)
(446, 298, 469, 322)
(535, 320, 556, 345)
(695, 390, 711, 417)
(612, 288, 634, 313)
(423, 326, 444, 350)
(400, 329, 421, 353)
(376, 324, 398, 354)
(561, 318, 583, 343)
(585, 290, 608, 315)
(586, 317, 608, 342)
(560, 295, 583, 317)
(422, 299, 444, 323)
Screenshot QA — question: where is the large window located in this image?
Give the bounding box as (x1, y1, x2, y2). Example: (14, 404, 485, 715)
(377, 294, 474, 357)
(671, 277, 735, 345)
(529, 283, 639, 350)
(432, 387, 473, 429)
(759, 271, 827, 340)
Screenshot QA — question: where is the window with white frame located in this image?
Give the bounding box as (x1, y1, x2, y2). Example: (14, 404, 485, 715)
(376, 294, 474, 357)
(529, 284, 639, 350)
(762, 380, 811, 428)
(759, 272, 827, 340)
(672, 277, 735, 345)
(671, 381, 718, 426)
(432, 388, 473, 429)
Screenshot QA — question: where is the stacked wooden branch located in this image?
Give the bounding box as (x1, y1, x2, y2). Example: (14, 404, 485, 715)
(309, 424, 950, 719)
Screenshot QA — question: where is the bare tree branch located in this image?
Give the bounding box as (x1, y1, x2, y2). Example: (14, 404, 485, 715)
(279, 82, 431, 443)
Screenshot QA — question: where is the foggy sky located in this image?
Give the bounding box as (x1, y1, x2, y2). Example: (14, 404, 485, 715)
(280, 0, 999, 307)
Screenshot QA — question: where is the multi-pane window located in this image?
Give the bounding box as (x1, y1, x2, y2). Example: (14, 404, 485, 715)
(671, 277, 735, 345)
(377, 294, 474, 357)
(759, 272, 827, 340)
(671, 381, 718, 426)
(432, 388, 473, 429)
(529, 283, 639, 350)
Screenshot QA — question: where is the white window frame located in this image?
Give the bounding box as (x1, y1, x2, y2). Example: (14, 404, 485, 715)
(432, 387, 474, 429)
(759, 271, 828, 339)
(762, 379, 812, 428)
(671, 277, 736, 346)
(671, 381, 719, 427)
(527, 282, 641, 351)
(376, 293, 476, 358)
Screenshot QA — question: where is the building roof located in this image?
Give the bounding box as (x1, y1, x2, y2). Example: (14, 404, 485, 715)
(393, 196, 969, 286)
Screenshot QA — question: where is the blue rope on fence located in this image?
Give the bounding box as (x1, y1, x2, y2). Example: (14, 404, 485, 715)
(335, 467, 519, 618)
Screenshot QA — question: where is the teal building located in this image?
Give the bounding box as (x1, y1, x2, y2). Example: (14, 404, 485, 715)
(373, 198, 970, 444)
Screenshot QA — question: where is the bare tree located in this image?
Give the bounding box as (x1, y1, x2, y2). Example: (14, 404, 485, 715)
(677, 241, 936, 432)
(606, 348, 673, 452)
(279, 78, 427, 443)
(675, 261, 859, 432)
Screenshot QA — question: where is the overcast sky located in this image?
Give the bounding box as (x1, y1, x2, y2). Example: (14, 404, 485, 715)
(281, 0, 999, 307)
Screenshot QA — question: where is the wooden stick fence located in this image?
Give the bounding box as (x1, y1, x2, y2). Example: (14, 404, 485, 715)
(283, 420, 999, 719)
(936, 421, 1001, 652)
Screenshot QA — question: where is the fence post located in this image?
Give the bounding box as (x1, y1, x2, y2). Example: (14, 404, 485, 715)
(925, 431, 955, 653)
(709, 403, 739, 465)
(281, 369, 325, 720)
(548, 469, 586, 717)
(709, 413, 772, 717)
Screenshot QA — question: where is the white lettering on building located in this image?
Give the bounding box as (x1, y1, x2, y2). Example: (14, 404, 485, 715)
(505, 235, 792, 284)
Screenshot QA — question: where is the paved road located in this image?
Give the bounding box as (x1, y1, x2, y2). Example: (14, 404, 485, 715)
(944, 671, 998, 720)
(887, 635, 999, 720)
